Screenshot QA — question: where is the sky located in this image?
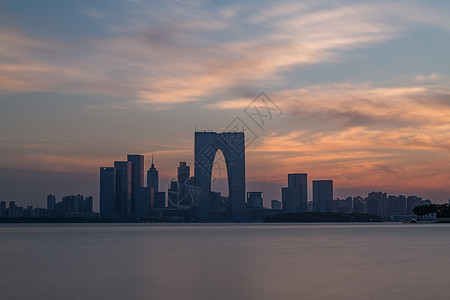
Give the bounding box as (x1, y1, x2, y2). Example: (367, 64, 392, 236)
(1, 0, 450, 209)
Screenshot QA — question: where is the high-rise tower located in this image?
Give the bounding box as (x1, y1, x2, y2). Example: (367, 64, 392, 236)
(100, 167, 115, 218)
(47, 194, 56, 210)
(194, 131, 245, 220)
(177, 161, 190, 185)
(177, 161, 190, 206)
(114, 161, 132, 218)
(286, 173, 307, 213)
(127, 154, 144, 217)
(313, 180, 333, 212)
(147, 154, 159, 193)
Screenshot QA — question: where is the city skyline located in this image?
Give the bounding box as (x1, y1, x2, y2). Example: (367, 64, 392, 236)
(1, 146, 435, 221)
(2, 123, 449, 210)
(1, 1, 450, 208)
(2, 144, 439, 210)
(0, 129, 440, 221)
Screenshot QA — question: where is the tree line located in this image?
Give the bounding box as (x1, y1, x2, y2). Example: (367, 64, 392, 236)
(413, 204, 450, 220)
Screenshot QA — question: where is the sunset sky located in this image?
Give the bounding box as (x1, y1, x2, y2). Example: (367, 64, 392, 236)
(1, 0, 450, 208)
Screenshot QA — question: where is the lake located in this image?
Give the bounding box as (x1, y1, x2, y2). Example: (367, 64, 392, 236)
(1, 223, 449, 300)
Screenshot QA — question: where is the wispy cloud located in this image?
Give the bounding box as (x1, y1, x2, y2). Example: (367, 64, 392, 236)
(414, 73, 441, 83)
(210, 82, 450, 129)
(80, 5, 104, 19)
(1, 1, 448, 108)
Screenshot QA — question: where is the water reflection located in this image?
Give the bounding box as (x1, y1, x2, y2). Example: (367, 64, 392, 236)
(0, 223, 449, 300)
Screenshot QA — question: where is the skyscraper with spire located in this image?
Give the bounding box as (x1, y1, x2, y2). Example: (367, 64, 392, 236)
(147, 155, 166, 209)
(147, 154, 159, 193)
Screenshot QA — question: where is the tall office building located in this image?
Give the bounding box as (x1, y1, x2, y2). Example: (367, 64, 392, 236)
(178, 162, 190, 185)
(147, 156, 165, 209)
(313, 180, 333, 212)
(100, 167, 115, 218)
(178, 162, 190, 206)
(286, 173, 307, 213)
(114, 161, 132, 219)
(47, 194, 56, 210)
(127, 154, 144, 217)
(147, 154, 159, 193)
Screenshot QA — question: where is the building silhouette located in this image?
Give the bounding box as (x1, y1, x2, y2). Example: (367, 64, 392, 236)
(352, 196, 366, 214)
(100, 167, 115, 218)
(313, 180, 333, 212)
(127, 155, 144, 217)
(177, 161, 191, 206)
(367, 192, 387, 219)
(386, 195, 406, 218)
(332, 197, 352, 213)
(194, 131, 246, 220)
(114, 161, 132, 219)
(283, 173, 307, 213)
(147, 156, 165, 210)
(147, 154, 159, 193)
(102, 156, 162, 220)
(47, 194, 56, 211)
(168, 180, 179, 208)
(58, 194, 93, 217)
(247, 192, 263, 208)
(177, 161, 190, 186)
(209, 191, 229, 219)
(8, 201, 17, 218)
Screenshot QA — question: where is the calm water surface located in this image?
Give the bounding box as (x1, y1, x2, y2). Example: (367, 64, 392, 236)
(1, 223, 449, 300)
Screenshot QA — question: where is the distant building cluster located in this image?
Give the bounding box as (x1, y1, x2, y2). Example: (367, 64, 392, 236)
(99, 153, 279, 221)
(100, 154, 166, 220)
(0, 194, 95, 219)
(328, 193, 432, 221)
(279, 173, 432, 221)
